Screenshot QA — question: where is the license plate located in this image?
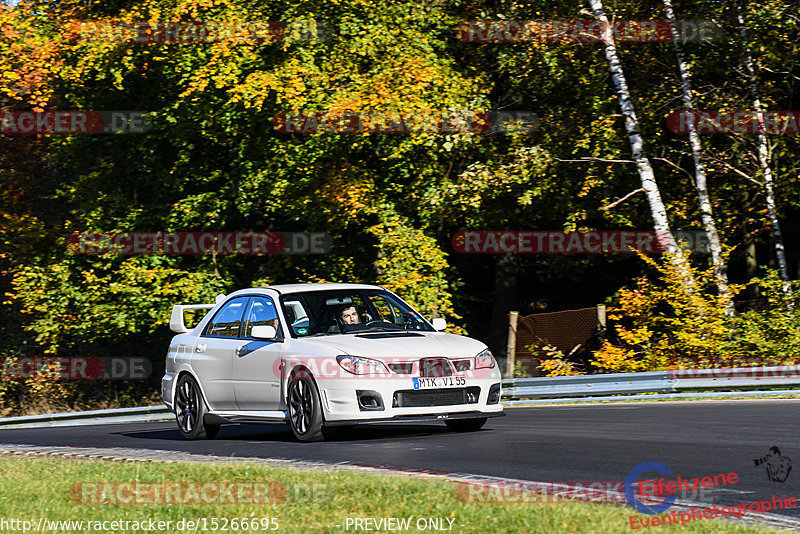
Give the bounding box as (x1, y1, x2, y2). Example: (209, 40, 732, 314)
(412, 377, 466, 389)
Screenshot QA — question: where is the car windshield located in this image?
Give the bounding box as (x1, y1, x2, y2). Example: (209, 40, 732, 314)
(280, 289, 435, 337)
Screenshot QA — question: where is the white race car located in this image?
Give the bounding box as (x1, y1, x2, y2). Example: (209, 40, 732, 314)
(162, 283, 504, 442)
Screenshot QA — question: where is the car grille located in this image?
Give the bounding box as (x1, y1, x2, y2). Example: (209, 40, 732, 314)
(419, 357, 455, 377)
(393, 387, 481, 408)
(391, 359, 468, 375)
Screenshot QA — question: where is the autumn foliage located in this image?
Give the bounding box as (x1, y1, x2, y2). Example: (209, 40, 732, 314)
(0, 0, 799, 411)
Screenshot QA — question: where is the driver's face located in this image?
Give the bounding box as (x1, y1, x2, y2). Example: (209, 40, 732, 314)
(341, 306, 359, 324)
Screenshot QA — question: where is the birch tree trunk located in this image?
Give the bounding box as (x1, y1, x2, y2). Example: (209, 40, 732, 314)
(587, 0, 686, 270)
(662, 0, 732, 307)
(736, 4, 791, 284)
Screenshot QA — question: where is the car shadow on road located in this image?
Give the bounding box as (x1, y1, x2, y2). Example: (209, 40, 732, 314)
(113, 424, 295, 443)
(320, 424, 453, 442)
(116, 422, 454, 443)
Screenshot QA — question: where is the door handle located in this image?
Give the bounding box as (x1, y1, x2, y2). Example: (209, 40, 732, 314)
(235, 345, 246, 356)
(195, 344, 207, 353)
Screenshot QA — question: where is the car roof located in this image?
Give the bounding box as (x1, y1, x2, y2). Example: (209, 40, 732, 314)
(261, 282, 386, 294)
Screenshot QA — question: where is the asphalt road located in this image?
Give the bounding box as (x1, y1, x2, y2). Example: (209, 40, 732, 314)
(1, 401, 799, 520)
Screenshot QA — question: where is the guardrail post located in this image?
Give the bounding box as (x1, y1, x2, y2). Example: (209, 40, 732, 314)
(597, 304, 607, 344)
(505, 311, 519, 378)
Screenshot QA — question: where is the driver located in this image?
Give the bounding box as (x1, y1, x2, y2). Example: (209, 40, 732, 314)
(338, 304, 360, 325)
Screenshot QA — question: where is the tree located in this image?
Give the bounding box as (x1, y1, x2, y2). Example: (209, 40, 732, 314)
(586, 0, 685, 271)
(736, 2, 790, 285)
(662, 0, 731, 305)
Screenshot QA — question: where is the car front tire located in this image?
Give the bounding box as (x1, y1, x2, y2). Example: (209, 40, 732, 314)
(287, 376, 325, 442)
(174, 374, 220, 440)
(445, 417, 488, 432)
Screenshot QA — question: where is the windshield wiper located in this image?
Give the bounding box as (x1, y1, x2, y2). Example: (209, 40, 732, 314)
(369, 323, 413, 331)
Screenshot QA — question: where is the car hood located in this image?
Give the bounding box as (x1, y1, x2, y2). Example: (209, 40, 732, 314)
(297, 331, 487, 360)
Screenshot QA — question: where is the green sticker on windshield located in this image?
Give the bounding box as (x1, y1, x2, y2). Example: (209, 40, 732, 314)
(298, 328, 308, 335)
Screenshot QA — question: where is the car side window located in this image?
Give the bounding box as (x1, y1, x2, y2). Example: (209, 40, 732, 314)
(204, 297, 249, 337)
(242, 296, 280, 338)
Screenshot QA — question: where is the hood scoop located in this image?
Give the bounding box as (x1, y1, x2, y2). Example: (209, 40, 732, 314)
(355, 332, 425, 339)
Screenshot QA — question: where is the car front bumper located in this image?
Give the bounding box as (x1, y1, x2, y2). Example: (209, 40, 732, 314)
(316, 374, 503, 422)
(324, 410, 505, 426)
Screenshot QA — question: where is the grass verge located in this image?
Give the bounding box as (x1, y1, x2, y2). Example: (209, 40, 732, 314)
(0, 456, 787, 533)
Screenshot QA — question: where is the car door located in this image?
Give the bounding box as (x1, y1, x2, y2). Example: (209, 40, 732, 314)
(233, 295, 283, 411)
(195, 296, 249, 411)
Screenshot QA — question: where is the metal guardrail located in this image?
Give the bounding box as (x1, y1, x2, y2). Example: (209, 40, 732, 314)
(501, 371, 674, 399)
(502, 365, 800, 404)
(667, 365, 800, 388)
(0, 405, 172, 429)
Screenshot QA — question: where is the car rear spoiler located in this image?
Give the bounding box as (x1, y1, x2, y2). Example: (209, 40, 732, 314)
(169, 294, 226, 333)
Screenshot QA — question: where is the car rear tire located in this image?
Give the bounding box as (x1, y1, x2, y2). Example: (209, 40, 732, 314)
(174, 375, 220, 440)
(445, 417, 487, 432)
(287, 376, 325, 442)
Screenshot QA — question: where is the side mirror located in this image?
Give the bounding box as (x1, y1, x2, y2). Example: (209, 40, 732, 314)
(431, 318, 447, 331)
(251, 325, 278, 340)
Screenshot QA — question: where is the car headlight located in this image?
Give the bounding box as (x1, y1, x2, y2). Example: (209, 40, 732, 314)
(336, 355, 390, 375)
(475, 349, 496, 369)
